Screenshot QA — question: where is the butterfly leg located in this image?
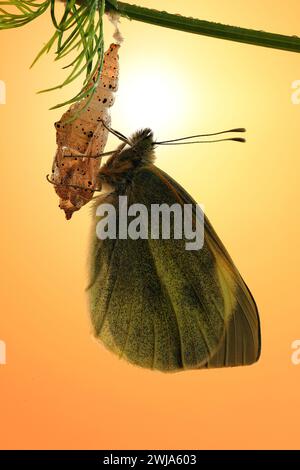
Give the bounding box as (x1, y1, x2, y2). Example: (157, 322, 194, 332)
(60, 145, 110, 160)
(61, 146, 87, 158)
(84, 121, 127, 158)
(100, 119, 130, 144)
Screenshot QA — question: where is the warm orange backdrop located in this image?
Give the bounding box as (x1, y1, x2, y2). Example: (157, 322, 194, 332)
(0, 0, 300, 450)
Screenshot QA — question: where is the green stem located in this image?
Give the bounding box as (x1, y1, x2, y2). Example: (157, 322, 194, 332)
(104, 1, 300, 54)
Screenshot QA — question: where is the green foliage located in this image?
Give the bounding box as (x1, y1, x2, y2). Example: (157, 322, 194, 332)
(0, 0, 106, 111)
(0, 0, 50, 29)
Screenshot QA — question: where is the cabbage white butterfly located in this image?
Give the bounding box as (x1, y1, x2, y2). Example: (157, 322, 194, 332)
(86, 126, 261, 372)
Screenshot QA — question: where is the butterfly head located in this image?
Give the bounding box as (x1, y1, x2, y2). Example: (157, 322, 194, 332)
(128, 128, 154, 152)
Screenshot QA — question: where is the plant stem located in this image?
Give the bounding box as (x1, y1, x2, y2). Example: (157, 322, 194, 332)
(102, 1, 300, 54)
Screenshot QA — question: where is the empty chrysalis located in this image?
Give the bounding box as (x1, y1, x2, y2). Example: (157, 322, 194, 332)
(50, 43, 120, 220)
(84, 125, 261, 372)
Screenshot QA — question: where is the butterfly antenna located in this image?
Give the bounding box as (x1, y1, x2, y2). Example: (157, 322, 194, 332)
(160, 137, 246, 145)
(156, 128, 246, 145)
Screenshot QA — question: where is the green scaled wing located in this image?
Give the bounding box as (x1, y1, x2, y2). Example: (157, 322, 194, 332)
(155, 167, 261, 369)
(88, 166, 261, 372)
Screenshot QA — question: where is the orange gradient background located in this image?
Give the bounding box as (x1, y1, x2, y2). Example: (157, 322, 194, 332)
(0, 0, 300, 450)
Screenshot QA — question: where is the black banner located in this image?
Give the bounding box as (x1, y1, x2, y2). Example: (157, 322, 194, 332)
(0, 450, 300, 466)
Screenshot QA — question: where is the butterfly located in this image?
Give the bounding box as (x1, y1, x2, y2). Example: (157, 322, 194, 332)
(85, 125, 261, 372)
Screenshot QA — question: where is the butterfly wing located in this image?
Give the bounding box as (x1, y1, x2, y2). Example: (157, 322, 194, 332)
(88, 166, 260, 372)
(89, 196, 223, 371)
(154, 167, 261, 368)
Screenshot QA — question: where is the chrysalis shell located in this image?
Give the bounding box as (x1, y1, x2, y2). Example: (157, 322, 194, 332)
(50, 43, 120, 220)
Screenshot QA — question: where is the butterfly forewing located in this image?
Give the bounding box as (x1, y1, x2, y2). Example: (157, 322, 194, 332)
(155, 169, 261, 368)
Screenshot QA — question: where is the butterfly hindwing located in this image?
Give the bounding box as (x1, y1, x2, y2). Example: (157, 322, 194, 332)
(89, 194, 223, 371)
(89, 209, 186, 371)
